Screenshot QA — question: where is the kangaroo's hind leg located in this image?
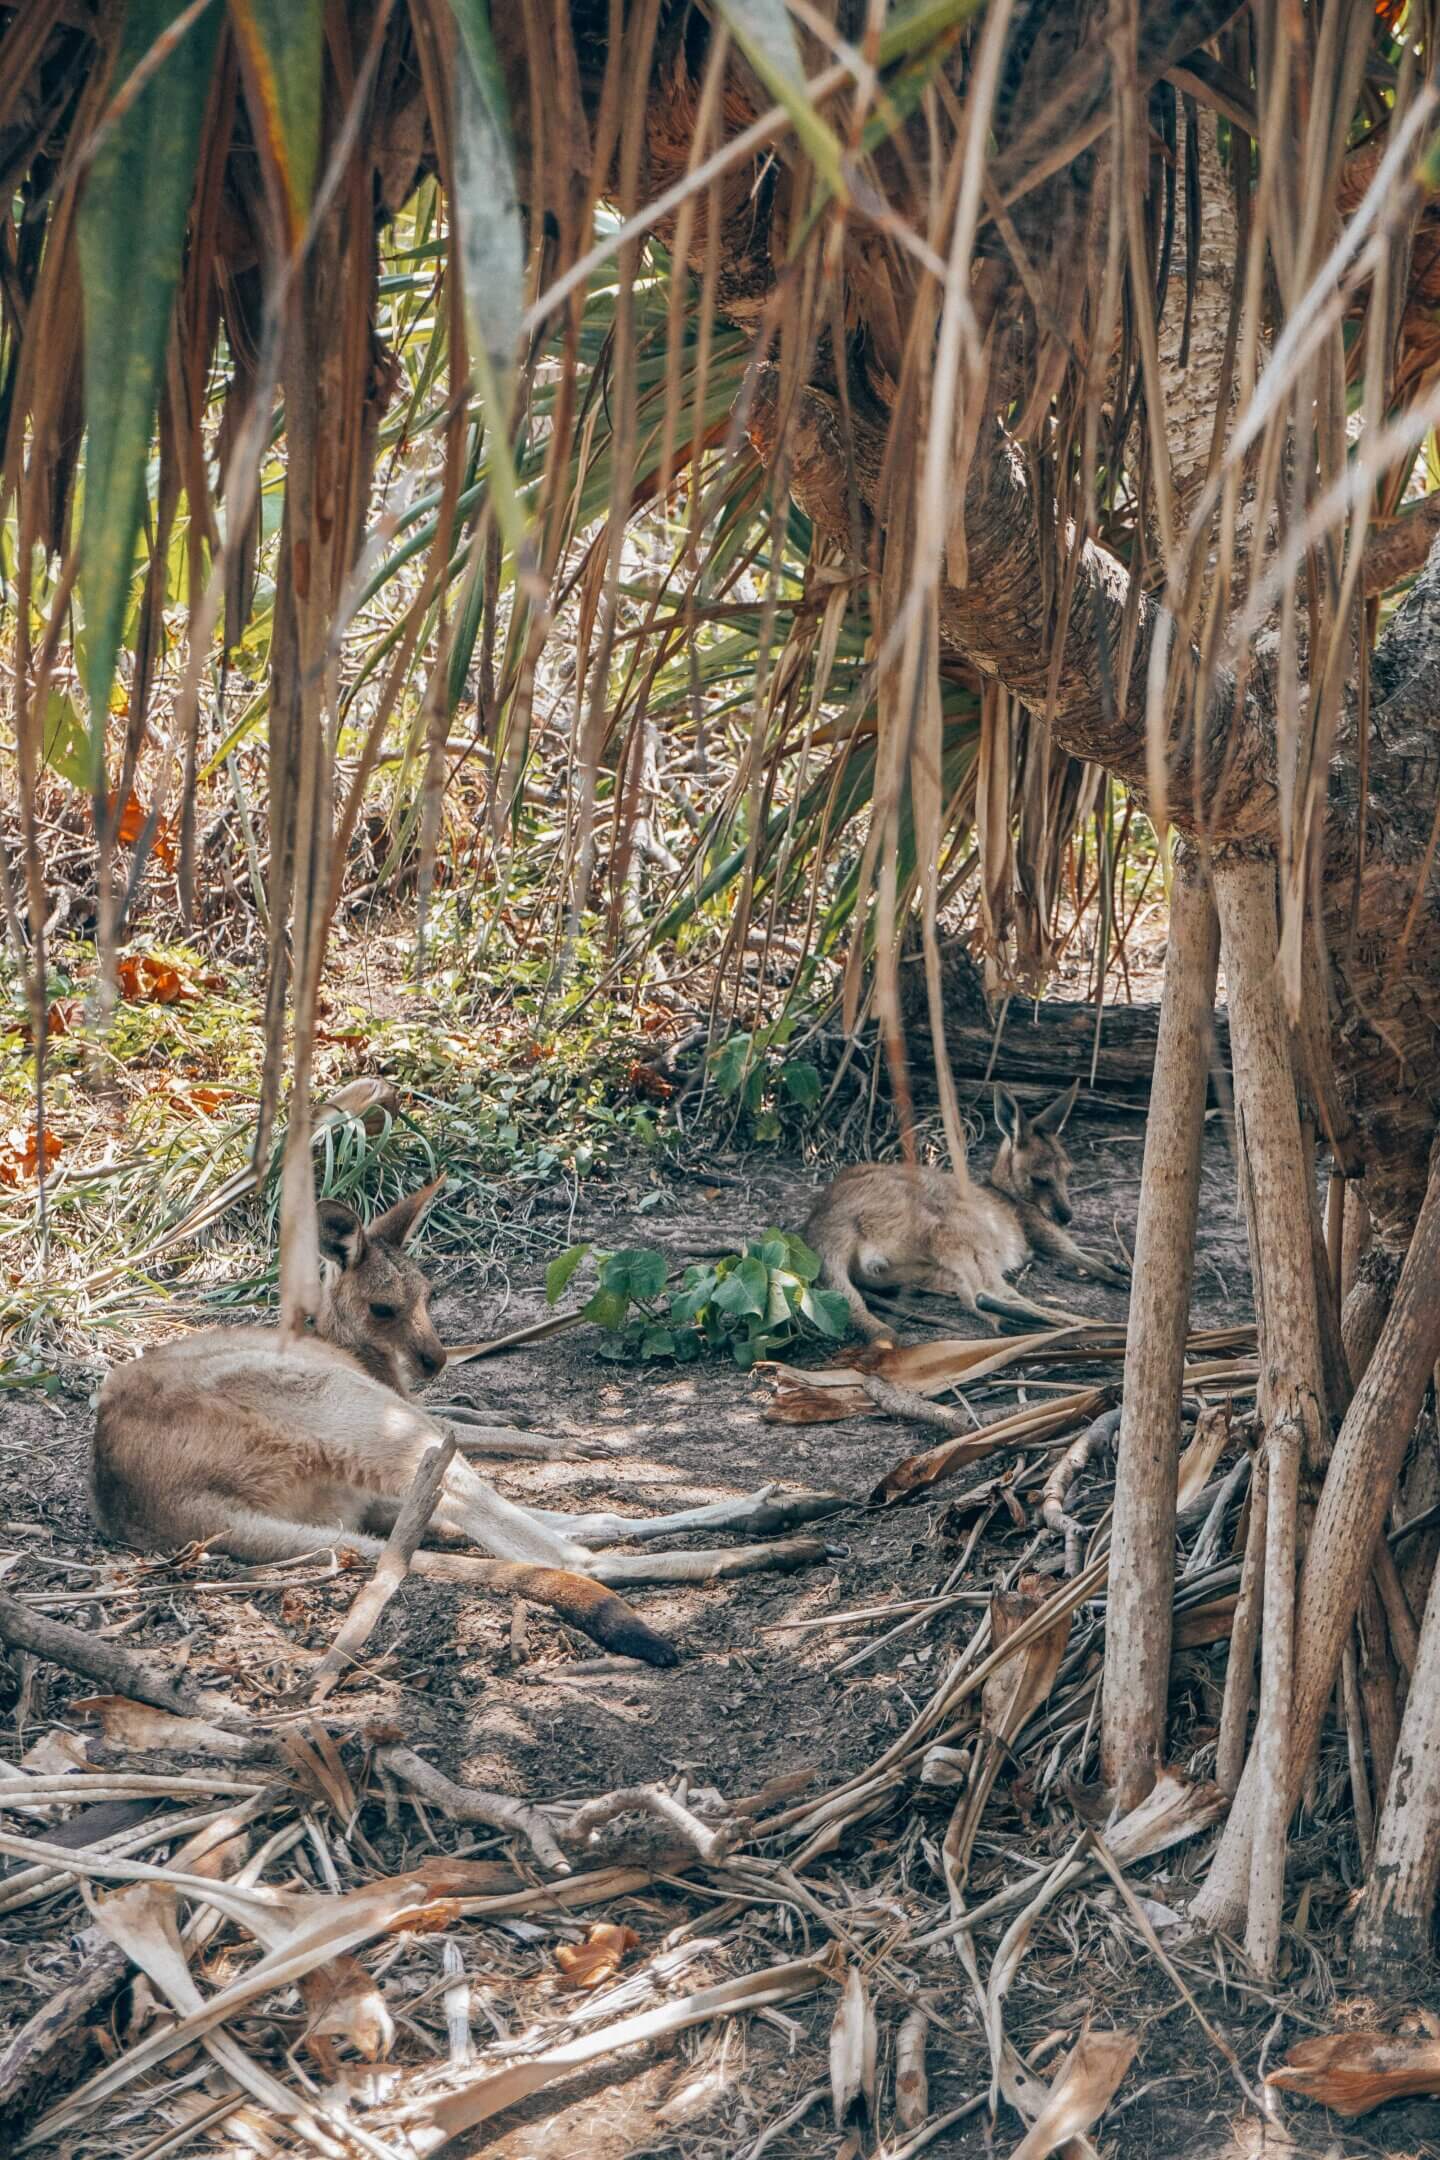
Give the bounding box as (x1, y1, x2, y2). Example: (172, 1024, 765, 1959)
(202, 1501, 677, 1666)
(819, 1251, 894, 1341)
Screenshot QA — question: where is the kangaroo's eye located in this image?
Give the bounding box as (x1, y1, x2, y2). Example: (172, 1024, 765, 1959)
(369, 1301, 399, 1322)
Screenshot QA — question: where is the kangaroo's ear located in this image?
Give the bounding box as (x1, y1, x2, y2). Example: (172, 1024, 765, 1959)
(993, 1083, 1026, 1144)
(370, 1175, 446, 1250)
(317, 1199, 367, 1271)
(1033, 1079, 1079, 1136)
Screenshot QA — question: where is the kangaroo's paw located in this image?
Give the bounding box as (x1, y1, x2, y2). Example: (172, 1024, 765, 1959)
(976, 1290, 1063, 1330)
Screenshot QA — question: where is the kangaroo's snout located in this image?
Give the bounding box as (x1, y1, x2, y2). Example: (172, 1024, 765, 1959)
(414, 1335, 447, 1379)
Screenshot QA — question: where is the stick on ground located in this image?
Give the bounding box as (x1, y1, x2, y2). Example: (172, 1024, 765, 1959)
(310, 1433, 457, 1700)
(0, 1591, 240, 1727)
(377, 1744, 571, 1874)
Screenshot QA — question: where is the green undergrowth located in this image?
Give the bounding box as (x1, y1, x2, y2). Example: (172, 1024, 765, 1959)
(0, 925, 836, 1385)
(545, 1230, 850, 1368)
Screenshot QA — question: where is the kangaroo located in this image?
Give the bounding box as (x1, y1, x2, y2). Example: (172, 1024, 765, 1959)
(804, 1080, 1129, 1341)
(90, 1179, 679, 1666)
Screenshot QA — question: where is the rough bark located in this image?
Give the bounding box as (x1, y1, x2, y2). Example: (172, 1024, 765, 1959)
(1246, 1415, 1300, 1977)
(1193, 1139, 1440, 1932)
(1354, 1547, 1440, 1977)
(1215, 1454, 1266, 1795)
(1213, 853, 1328, 1464)
(1100, 854, 1220, 1805)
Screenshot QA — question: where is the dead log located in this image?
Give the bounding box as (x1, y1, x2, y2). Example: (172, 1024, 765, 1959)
(898, 939, 1231, 1102)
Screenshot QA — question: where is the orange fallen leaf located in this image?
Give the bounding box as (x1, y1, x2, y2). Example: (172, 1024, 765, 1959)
(2, 1000, 77, 1045)
(553, 1922, 640, 1990)
(117, 953, 195, 1005)
(0, 1126, 63, 1186)
(1267, 2030, 1440, 2117)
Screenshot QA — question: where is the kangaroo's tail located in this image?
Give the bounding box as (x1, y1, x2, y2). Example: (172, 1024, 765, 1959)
(410, 1550, 680, 1666)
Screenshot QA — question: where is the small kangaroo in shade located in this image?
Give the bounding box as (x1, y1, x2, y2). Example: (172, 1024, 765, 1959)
(89, 1179, 678, 1666)
(804, 1080, 1130, 1340)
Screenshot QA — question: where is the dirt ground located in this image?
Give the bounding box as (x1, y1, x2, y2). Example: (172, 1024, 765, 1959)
(2, 1101, 1438, 2159)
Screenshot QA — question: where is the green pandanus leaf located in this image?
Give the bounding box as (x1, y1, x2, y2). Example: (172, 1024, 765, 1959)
(447, 0, 528, 567)
(227, 0, 325, 250)
(76, 0, 223, 774)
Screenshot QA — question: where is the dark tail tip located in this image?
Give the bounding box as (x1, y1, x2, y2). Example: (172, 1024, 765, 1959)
(591, 1589, 682, 1667)
(516, 1566, 682, 1667)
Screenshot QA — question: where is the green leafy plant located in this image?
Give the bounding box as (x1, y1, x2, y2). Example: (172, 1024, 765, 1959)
(547, 1230, 851, 1365)
(708, 1026, 825, 1141)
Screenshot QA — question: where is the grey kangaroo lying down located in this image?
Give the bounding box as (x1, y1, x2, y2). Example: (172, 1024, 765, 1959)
(89, 1181, 699, 1661)
(804, 1081, 1130, 1340)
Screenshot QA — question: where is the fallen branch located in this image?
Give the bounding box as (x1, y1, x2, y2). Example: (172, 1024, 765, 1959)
(1041, 1403, 1122, 1575)
(377, 1746, 571, 1875)
(860, 1373, 970, 1432)
(0, 1592, 240, 1727)
(311, 1434, 457, 1701)
(565, 1781, 737, 1866)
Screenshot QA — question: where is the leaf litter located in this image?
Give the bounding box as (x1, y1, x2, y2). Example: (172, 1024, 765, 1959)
(0, 1114, 1412, 2159)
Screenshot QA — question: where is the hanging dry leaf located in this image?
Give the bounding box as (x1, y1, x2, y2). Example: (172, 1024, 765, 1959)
(829, 1962, 877, 2127)
(1176, 1401, 1232, 1513)
(553, 1922, 640, 1990)
(1266, 2030, 1440, 2117)
(1007, 2027, 1137, 2159)
(318, 1075, 401, 1133)
(982, 1576, 1074, 1745)
(944, 1574, 1075, 1888)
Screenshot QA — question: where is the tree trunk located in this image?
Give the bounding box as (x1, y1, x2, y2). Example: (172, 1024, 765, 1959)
(746, 371, 1440, 1249)
(1354, 1544, 1440, 1979)
(1213, 853, 1327, 1462)
(1100, 853, 1220, 1805)
(1193, 1139, 1440, 1932)
(1246, 1415, 1300, 1976)
(901, 942, 1232, 1098)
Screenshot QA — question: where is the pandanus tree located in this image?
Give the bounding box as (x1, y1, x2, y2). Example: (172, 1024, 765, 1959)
(10, 0, 1440, 1980)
